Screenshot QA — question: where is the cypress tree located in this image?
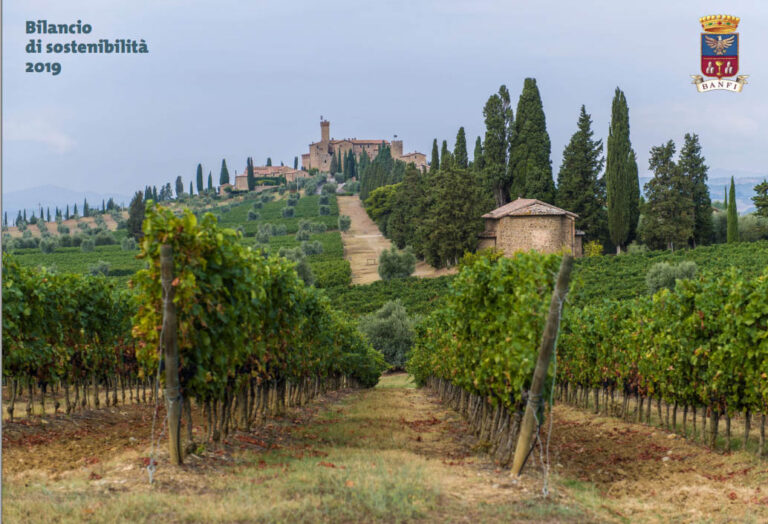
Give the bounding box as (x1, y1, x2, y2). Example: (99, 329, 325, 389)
(247, 157, 256, 191)
(219, 159, 230, 185)
(196, 163, 204, 193)
(679, 133, 712, 246)
(639, 140, 694, 251)
(46, 208, 51, 222)
(153, 186, 158, 201)
(126, 191, 145, 240)
(454, 127, 468, 169)
(430, 139, 440, 172)
(482, 86, 512, 207)
(175, 176, 184, 197)
(440, 140, 452, 169)
(508, 78, 555, 202)
(266, 157, 272, 167)
(3, 212, 7, 227)
(727, 176, 738, 242)
(73, 204, 77, 217)
(555, 105, 606, 243)
(473, 136, 484, 171)
(605, 87, 638, 253)
(65, 205, 69, 220)
(330, 153, 338, 175)
(207, 172, 213, 191)
(189, 181, 194, 195)
(294, 156, 298, 170)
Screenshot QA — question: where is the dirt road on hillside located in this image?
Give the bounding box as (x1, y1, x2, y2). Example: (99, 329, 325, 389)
(337, 196, 456, 284)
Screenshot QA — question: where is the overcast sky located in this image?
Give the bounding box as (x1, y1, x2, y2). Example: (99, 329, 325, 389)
(3, 0, 767, 196)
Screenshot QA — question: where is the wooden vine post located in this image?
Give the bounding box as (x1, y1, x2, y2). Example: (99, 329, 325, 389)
(161, 244, 183, 465)
(511, 253, 573, 477)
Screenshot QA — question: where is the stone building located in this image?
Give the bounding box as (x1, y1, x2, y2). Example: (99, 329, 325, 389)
(301, 119, 427, 172)
(233, 165, 308, 191)
(478, 198, 584, 257)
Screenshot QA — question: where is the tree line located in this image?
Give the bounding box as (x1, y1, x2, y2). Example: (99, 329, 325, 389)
(357, 78, 762, 258)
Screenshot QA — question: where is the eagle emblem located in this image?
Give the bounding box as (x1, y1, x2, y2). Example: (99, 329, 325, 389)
(701, 31, 738, 78)
(704, 35, 735, 55)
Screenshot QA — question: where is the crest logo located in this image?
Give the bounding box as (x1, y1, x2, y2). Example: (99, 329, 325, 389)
(691, 15, 748, 93)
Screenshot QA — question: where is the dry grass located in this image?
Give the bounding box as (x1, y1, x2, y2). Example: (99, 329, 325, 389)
(2, 374, 594, 523)
(337, 196, 456, 284)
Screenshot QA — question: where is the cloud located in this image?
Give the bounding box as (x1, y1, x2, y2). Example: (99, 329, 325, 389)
(5, 116, 76, 153)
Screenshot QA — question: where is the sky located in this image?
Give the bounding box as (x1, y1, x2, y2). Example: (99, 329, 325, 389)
(3, 0, 768, 199)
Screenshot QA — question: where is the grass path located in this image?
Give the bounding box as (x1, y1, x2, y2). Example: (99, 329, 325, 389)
(5, 373, 766, 522)
(2, 374, 591, 523)
(337, 196, 456, 284)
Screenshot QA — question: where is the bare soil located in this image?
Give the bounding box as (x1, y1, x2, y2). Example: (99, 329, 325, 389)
(337, 196, 456, 284)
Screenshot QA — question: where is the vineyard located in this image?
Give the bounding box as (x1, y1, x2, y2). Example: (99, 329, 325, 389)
(408, 250, 768, 466)
(3, 203, 387, 447)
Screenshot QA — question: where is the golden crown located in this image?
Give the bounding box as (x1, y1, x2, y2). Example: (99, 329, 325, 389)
(700, 14, 740, 33)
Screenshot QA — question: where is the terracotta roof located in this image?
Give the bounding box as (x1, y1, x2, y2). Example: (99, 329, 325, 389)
(401, 152, 425, 157)
(482, 198, 578, 219)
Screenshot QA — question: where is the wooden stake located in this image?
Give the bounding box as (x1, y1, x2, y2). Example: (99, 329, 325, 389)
(161, 244, 183, 465)
(511, 254, 573, 477)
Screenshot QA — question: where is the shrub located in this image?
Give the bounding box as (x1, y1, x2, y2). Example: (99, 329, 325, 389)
(358, 300, 413, 369)
(121, 237, 137, 250)
(286, 198, 297, 207)
(311, 222, 327, 233)
(321, 182, 338, 195)
(738, 213, 768, 242)
(57, 223, 70, 235)
(253, 201, 263, 209)
(77, 222, 89, 230)
(278, 247, 314, 286)
(301, 240, 323, 256)
(333, 172, 345, 184)
(256, 232, 270, 244)
(338, 215, 351, 232)
(282, 207, 295, 218)
(319, 194, 330, 206)
(39, 237, 57, 254)
(261, 194, 273, 203)
(248, 210, 260, 221)
(81, 238, 95, 252)
(38, 221, 49, 233)
(583, 240, 603, 257)
(345, 181, 360, 194)
(318, 205, 330, 216)
(278, 186, 287, 195)
(304, 181, 318, 195)
(296, 229, 311, 242)
(274, 224, 287, 236)
(88, 260, 110, 276)
(378, 246, 416, 280)
(298, 219, 312, 232)
(646, 260, 697, 294)
(94, 231, 117, 245)
(627, 241, 648, 255)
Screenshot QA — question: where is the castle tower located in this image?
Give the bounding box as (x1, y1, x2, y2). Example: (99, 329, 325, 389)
(320, 119, 330, 144)
(391, 139, 403, 159)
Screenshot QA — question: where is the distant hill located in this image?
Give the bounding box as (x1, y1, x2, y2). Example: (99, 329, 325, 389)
(2, 185, 132, 224)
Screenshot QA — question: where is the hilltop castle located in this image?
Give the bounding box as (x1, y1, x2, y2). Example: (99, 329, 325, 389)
(301, 119, 427, 172)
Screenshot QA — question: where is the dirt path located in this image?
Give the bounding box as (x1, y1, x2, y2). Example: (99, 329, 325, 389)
(4, 375, 767, 522)
(337, 196, 456, 284)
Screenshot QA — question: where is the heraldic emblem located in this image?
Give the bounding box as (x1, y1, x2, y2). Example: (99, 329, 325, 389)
(692, 15, 748, 92)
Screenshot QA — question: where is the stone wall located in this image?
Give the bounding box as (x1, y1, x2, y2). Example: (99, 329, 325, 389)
(495, 215, 574, 255)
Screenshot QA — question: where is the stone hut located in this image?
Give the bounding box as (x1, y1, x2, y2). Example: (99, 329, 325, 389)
(478, 198, 583, 257)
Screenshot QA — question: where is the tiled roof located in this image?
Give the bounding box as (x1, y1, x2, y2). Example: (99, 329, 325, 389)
(482, 198, 578, 219)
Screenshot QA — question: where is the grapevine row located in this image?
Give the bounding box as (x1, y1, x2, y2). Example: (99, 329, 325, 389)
(559, 268, 768, 454)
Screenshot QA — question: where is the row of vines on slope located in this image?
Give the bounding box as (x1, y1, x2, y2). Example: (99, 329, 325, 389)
(3, 254, 137, 419)
(407, 251, 561, 465)
(131, 205, 386, 444)
(2, 205, 386, 447)
(559, 268, 768, 456)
